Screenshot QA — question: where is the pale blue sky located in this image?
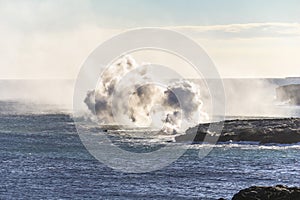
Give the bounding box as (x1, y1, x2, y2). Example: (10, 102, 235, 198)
(2, 0, 300, 31)
(89, 0, 300, 27)
(0, 0, 299, 78)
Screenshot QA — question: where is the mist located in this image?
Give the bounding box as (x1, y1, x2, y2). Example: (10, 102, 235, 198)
(0, 61, 297, 119)
(196, 78, 296, 118)
(0, 79, 74, 113)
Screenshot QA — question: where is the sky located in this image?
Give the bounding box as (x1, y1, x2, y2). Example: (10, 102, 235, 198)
(0, 0, 300, 78)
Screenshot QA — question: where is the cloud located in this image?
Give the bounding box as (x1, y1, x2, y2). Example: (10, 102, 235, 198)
(0, 0, 97, 32)
(0, 0, 299, 79)
(170, 23, 300, 39)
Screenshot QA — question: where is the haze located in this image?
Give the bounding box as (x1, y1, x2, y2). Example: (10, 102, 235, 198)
(0, 0, 300, 79)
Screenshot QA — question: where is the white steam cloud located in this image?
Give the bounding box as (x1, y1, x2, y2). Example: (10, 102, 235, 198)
(84, 55, 206, 134)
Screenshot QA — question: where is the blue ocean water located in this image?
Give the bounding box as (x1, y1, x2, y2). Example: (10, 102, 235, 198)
(0, 111, 299, 200)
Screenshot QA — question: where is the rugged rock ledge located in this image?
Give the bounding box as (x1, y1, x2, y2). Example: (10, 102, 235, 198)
(175, 118, 300, 144)
(276, 84, 300, 105)
(231, 185, 300, 200)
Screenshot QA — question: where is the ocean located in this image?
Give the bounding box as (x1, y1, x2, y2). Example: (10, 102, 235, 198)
(0, 102, 299, 199)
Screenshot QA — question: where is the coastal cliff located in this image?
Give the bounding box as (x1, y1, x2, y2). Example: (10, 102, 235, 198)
(175, 118, 300, 144)
(276, 84, 300, 105)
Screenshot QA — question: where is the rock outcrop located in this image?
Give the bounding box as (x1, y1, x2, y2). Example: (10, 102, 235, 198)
(232, 185, 300, 200)
(276, 84, 300, 105)
(175, 118, 300, 144)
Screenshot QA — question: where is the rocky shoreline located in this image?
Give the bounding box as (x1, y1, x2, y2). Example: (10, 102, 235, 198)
(219, 185, 300, 200)
(175, 118, 300, 144)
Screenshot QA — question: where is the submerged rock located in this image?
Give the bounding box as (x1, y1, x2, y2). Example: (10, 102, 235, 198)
(175, 118, 300, 144)
(232, 185, 300, 200)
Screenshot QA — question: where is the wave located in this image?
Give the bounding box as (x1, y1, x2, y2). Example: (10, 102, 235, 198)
(187, 141, 300, 150)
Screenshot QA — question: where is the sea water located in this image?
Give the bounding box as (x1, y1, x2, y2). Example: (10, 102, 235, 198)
(0, 103, 299, 199)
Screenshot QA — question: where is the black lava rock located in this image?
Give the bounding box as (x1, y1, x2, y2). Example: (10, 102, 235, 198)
(232, 185, 300, 200)
(175, 118, 300, 144)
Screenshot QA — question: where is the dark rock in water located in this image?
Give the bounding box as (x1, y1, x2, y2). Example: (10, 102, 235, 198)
(276, 84, 300, 105)
(232, 185, 300, 200)
(175, 118, 300, 144)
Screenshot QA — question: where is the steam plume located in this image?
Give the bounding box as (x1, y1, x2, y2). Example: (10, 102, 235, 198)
(84, 55, 205, 133)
